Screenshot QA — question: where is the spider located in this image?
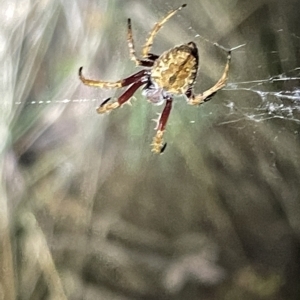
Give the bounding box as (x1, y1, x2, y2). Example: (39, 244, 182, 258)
(79, 4, 231, 154)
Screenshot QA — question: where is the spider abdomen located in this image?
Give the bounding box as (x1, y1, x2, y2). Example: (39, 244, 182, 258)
(151, 42, 199, 95)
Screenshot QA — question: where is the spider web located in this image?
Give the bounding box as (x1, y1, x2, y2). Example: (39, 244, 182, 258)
(222, 28, 300, 126)
(13, 56, 300, 141)
(2, 1, 300, 299)
(3, 0, 300, 140)
(181, 26, 300, 128)
(222, 66, 300, 125)
(14, 17, 300, 133)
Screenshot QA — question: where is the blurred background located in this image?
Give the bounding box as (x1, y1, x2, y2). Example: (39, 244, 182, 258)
(1, 0, 300, 299)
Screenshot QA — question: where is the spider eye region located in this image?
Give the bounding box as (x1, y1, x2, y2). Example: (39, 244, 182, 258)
(151, 43, 199, 95)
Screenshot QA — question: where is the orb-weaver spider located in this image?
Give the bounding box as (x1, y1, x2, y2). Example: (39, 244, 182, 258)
(79, 4, 231, 153)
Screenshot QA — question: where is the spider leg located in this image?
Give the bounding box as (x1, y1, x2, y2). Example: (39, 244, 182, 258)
(142, 4, 187, 58)
(151, 97, 173, 154)
(147, 53, 159, 60)
(97, 78, 146, 114)
(79, 68, 147, 88)
(127, 19, 156, 67)
(187, 51, 231, 105)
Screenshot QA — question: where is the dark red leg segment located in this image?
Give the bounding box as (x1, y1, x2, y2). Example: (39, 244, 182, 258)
(97, 78, 146, 114)
(120, 70, 149, 87)
(151, 97, 173, 153)
(157, 98, 172, 131)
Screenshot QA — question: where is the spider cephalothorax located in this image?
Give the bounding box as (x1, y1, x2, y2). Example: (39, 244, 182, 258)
(79, 4, 231, 153)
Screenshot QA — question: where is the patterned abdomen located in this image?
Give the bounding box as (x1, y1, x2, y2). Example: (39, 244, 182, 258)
(151, 42, 199, 95)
